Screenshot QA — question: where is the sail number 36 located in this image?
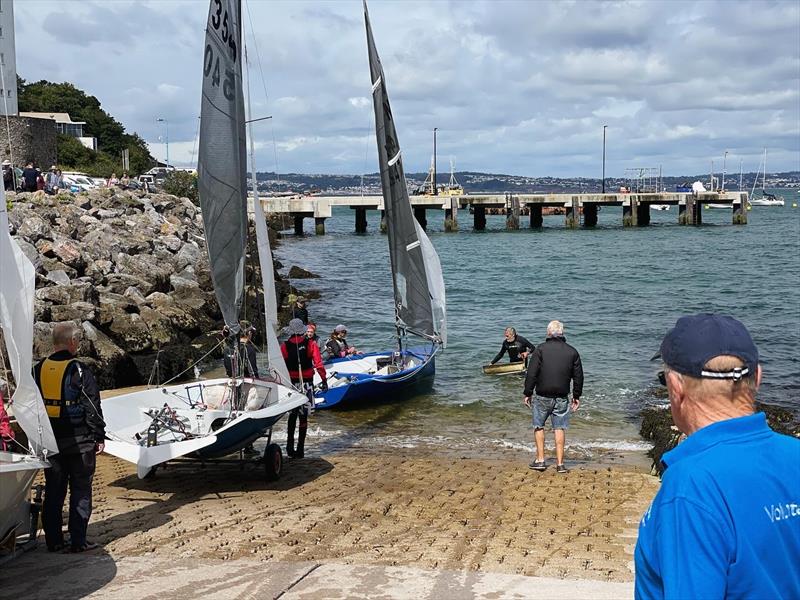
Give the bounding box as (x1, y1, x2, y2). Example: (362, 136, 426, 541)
(206, 0, 237, 101)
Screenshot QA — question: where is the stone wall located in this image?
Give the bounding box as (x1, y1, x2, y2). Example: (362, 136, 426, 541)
(0, 115, 57, 168)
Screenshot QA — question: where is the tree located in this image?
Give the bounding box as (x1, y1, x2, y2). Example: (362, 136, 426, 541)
(18, 76, 155, 175)
(162, 171, 198, 203)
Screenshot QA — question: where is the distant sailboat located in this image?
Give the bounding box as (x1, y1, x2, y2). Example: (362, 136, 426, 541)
(750, 148, 785, 206)
(313, 1, 447, 409)
(102, 0, 308, 479)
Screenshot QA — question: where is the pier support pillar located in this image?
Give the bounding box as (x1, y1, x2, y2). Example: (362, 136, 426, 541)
(583, 204, 598, 228)
(506, 195, 520, 230)
(529, 204, 543, 228)
(565, 198, 579, 229)
(680, 196, 701, 225)
(473, 205, 486, 231)
(314, 217, 326, 235)
(293, 215, 304, 236)
(414, 206, 427, 231)
(623, 198, 637, 227)
(355, 207, 368, 234)
(380, 210, 387, 233)
(636, 203, 650, 226)
(444, 197, 459, 232)
(733, 202, 747, 225)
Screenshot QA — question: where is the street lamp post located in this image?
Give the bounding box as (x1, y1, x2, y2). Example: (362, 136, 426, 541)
(433, 127, 438, 196)
(602, 125, 607, 194)
(156, 118, 170, 168)
(721, 150, 728, 192)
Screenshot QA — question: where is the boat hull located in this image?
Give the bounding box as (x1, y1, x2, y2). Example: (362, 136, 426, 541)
(0, 452, 48, 544)
(102, 377, 308, 477)
(314, 348, 436, 410)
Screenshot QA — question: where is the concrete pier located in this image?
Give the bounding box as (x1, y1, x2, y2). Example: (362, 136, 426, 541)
(258, 190, 749, 233)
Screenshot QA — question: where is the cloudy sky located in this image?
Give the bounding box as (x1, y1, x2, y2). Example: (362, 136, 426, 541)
(14, 0, 800, 177)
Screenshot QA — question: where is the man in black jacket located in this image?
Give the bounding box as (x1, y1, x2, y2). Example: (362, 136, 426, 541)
(490, 327, 535, 365)
(523, 320, 583, 473)
(291, 296, 309, 324)
(33, 322, 105, 552)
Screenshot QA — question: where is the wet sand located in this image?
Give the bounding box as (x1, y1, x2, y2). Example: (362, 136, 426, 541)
(85, 448, 659, 583)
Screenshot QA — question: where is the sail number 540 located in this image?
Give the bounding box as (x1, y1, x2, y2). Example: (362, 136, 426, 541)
(204, 44, 236, 101)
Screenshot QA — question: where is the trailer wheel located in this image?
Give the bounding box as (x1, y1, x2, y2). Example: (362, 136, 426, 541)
(264, 444, 282, 481)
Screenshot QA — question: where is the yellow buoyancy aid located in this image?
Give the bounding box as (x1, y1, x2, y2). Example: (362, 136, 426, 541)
(38, 358, 78, 418)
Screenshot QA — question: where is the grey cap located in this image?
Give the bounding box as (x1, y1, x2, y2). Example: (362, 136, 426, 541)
(286, 318, 307, 336)
(334, 324, 347, 333)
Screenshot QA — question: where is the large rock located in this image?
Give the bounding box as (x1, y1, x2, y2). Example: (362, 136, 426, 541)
(116, 252, 172, 294)
(81, 322, 137, 389)
(50, 301, 95, 322)
(288, 265, 319, 279)
(16, 214, 50, 242)
(97, 292, 138, 326)
(108, 312, 152, 352)
(35, 281, 92, 305)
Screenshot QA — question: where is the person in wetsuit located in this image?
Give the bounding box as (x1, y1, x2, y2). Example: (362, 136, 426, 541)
(324, 324, 360, 360)
(222, 324, 259, 378)
(490, 327, 535, 365)
(281, 319, 327, 458)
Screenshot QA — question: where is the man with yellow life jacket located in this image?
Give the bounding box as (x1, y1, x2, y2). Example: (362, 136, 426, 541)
(33, 322, 105, 553)
(280, 319, 327, 458)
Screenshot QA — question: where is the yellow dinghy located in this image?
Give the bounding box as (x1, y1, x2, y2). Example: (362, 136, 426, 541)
(482, 362, 526, 376)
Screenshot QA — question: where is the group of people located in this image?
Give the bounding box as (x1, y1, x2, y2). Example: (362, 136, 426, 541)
(290, 296, 360, 360)
(491, 315, 798, 598)
(22, 307, 799, 597)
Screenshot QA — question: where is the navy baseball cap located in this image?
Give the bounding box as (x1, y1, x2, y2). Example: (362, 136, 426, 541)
(652, 314, 758, 380)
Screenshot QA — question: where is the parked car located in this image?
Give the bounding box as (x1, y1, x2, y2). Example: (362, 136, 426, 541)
(138, 174, 156, 190)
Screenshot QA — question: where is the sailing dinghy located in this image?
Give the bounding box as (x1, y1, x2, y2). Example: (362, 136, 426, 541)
(102, 0, 307, 479)
(314, 2, 447, 410)
(0, 186, 58, 556)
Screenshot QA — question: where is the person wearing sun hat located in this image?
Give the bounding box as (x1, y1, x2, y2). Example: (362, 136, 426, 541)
(635, 314, 800, 600)
(280, 318, 327, 458)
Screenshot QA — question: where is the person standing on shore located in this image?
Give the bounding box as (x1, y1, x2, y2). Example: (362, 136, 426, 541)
(33, 322, 105, 553)
(523, 320, 583, 473)
(22, 162, 39, 192)
(490, 327, 535, 365)
(635, 314, 800, 599)
(291, 296, 309, 324)
(281, 319, 327, 458)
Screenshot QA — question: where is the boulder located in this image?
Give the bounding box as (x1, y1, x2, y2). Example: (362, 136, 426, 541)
(157, 234, 182, 253)
(108, 312, 152, 352)
(50, 301, 96, 322)
(116, 252, 172, 294)
(32, 321, 55, 359)
(124, 286, 147, 305)
(145, 292, 173, 308)
(50, 237, 85, 270)
(16, 214, 50, 242)
(106, 273, 153, 296)
(97, 292, 138, 326)
(175, 242, 203, 272)
(288, 265, 319, 279)
(45, 270, 71, 285)
(35, 281, 91, 305)
(139, 306, 179, 346)
(12, 237, 41, 270)
(85, 259, 114, 280)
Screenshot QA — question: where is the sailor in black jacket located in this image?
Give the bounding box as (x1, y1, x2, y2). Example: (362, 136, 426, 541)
(33, 322, 105, 552)
(523, 320, 583, 473)
(491, 327, 535, 364)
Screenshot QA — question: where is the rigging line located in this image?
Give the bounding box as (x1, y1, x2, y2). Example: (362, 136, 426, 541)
(244, 0, 280, 183)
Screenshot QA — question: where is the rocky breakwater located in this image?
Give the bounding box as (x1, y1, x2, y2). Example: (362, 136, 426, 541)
(4, 188, 226, 389)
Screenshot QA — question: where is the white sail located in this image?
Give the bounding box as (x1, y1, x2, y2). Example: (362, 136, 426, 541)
(0, 189, 58, 457)
(254, 197, 291, 383)
(197, 0, 248, 334)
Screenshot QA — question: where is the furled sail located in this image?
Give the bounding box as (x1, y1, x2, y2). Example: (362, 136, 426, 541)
(0, 189, 58, 457)
(363, 1, 447, 347)
(198, 0, 248, 334)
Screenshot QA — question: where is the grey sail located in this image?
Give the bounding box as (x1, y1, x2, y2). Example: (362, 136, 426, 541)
(198, 0, 248, 333)
(364, 2, 447, 347)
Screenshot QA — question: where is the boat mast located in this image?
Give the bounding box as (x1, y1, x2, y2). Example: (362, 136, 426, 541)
(762, 147, 767, 193)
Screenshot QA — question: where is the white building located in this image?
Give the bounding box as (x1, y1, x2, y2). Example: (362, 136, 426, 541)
(19, 111, 98, 151)
(0, 0, 17, 115)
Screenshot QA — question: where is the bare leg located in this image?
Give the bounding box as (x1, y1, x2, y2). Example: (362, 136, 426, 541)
(534, 428, 545, 462)
(554, 429, 566, 465)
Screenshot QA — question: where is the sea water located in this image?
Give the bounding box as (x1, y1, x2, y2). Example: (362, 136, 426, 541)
(275, 195, 800, 460)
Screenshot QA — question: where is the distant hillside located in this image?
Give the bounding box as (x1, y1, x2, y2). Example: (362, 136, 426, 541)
(255, 170, 800, 195)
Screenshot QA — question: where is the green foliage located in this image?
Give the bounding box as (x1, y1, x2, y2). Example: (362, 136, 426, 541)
(18, 76, 154, 176)
(162, 171, 198, 203)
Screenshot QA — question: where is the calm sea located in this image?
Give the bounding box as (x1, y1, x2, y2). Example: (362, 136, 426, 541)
(273, 191, 800, 461)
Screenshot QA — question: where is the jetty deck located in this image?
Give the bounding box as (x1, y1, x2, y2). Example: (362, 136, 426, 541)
(259, 191, 749, 234)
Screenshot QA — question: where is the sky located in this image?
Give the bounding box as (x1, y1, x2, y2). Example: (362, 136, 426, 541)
(14, 0, 800, 177)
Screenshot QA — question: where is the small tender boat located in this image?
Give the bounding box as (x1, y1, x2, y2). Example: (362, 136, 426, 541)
(102, 0, 308, 479)
(314, 3, 447, 410)
(0, 188, 58, 557)
(482, 362, 526, 376)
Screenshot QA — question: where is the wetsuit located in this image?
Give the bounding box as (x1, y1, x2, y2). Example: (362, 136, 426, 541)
(325, 337, 353, 360)
(491, 334, 535, 364)
(292, 305, 309, 324)
(33, 350, 105, 552)
(281, 334, 326, 458)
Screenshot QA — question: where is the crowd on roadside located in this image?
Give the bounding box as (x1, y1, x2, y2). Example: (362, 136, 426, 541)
(2, 161, 151, 195)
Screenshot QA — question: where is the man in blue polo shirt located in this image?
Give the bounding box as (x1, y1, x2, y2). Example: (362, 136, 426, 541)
(635, 314, 800, 599)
